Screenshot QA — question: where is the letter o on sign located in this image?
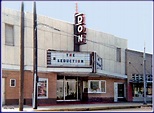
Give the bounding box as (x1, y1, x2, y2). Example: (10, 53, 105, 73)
(78, 25, 83, 33)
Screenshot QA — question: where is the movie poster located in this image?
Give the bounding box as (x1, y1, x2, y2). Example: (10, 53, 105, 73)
(38, 80, 47, 97)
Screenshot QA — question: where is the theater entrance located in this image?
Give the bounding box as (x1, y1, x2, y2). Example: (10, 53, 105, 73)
(57, 76, 81, 101)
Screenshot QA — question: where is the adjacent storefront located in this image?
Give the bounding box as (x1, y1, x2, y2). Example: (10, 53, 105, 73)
(129, 74, 152, 101)
(126, 49, 152, 102)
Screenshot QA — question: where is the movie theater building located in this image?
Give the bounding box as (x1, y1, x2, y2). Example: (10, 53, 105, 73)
(2, 7, 127, 105)
(125, 49, 152, 102)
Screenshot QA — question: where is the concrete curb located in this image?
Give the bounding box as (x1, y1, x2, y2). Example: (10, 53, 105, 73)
(36, 105, 142, 111)
(141, 104, 152, 107)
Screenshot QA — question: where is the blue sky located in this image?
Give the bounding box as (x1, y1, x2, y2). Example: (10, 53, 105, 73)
(2, 1, 153, 54)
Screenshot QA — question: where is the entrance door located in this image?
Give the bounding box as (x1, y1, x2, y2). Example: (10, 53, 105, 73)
(65, 79, 77, 100)
(118, 83, 125, 101)
(118, 84, 124, 98)
(114, 83, 125, 102)
(57, 79, 64, 100)
(117, 83, 125, 101)
(2, 78, 5, 105)
(57, 76, 80, 101)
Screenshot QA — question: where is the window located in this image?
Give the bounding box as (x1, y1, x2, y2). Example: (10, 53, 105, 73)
(88, 80, 106, 93)
(116, 48, 121, 62)
(146, 75, 152, 82)
(147, 83, 152, 96)
(132, 83, 152, 97)
(131, 74, 152, 82)
(10, 79, 16, 87)
(133, 83, 144, 97)
(38, 78, 48, 98)
(5, 24, 14, 46)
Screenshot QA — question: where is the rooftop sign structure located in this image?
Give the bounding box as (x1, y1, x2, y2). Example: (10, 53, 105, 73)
(74, 3, 86, 52)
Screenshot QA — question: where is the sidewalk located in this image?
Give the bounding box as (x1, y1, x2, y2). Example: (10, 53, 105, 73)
(1, 102, 152, 112)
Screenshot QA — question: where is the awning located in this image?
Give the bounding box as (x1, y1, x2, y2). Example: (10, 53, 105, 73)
(2, 64, 127, 79)
(91, 69, 127, 79)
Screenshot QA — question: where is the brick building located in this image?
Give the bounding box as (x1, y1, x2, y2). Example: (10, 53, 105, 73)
(2, 7, 127, 105)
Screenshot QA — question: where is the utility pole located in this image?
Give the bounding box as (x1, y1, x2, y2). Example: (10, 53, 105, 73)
(19, 1, 24, 111)
(33, 1, 38, 109)
(143, 43, 147, 104)
(153, 45, 154, 110)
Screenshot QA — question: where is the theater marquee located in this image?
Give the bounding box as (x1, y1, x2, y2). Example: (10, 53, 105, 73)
(92, 52, 103, 73)
(47, 50, 91, 68)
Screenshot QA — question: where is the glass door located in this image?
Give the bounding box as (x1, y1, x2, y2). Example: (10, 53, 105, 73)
(65, 79, 77, 100)
(57, 79, 64, 100)
(57, 76, 80, 101)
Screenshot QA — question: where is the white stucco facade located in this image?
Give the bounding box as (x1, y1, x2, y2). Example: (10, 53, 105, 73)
(2, 7, 127, 76)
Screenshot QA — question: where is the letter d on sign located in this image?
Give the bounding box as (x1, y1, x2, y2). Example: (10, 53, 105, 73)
(78, 15, 83, 24)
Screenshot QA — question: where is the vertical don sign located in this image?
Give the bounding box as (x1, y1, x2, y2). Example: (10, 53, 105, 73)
(74, 13, 86, 52)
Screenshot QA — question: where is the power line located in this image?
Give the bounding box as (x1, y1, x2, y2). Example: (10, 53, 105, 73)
(2, 12, 125, 51)
(128, 61, 151, 75)
(35, 22, 124, 50)
(2, 12, 152, 58)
